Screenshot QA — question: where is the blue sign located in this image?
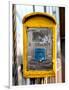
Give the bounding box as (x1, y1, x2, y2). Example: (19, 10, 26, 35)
(34, 48, 46, 62)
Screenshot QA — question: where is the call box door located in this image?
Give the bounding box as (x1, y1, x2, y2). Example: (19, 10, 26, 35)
(27, 28, 53, 70)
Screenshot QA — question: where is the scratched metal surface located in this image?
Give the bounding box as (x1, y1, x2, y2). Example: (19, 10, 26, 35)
(27, 28, 53, 70)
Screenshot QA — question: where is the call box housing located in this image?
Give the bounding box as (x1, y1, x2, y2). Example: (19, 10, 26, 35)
(22, 12, 57, 78)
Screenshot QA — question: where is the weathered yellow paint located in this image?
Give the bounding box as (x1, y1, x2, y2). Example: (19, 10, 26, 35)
(22, 12, 57, 78)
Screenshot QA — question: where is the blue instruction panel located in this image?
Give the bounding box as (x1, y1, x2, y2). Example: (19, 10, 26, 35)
(34, 48, 46, 62)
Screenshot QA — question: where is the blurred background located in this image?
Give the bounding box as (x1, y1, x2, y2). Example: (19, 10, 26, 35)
(12, 4, 65, 85)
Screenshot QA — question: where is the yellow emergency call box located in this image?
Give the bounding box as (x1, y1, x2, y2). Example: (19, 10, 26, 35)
(22, 12, 57, 78)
